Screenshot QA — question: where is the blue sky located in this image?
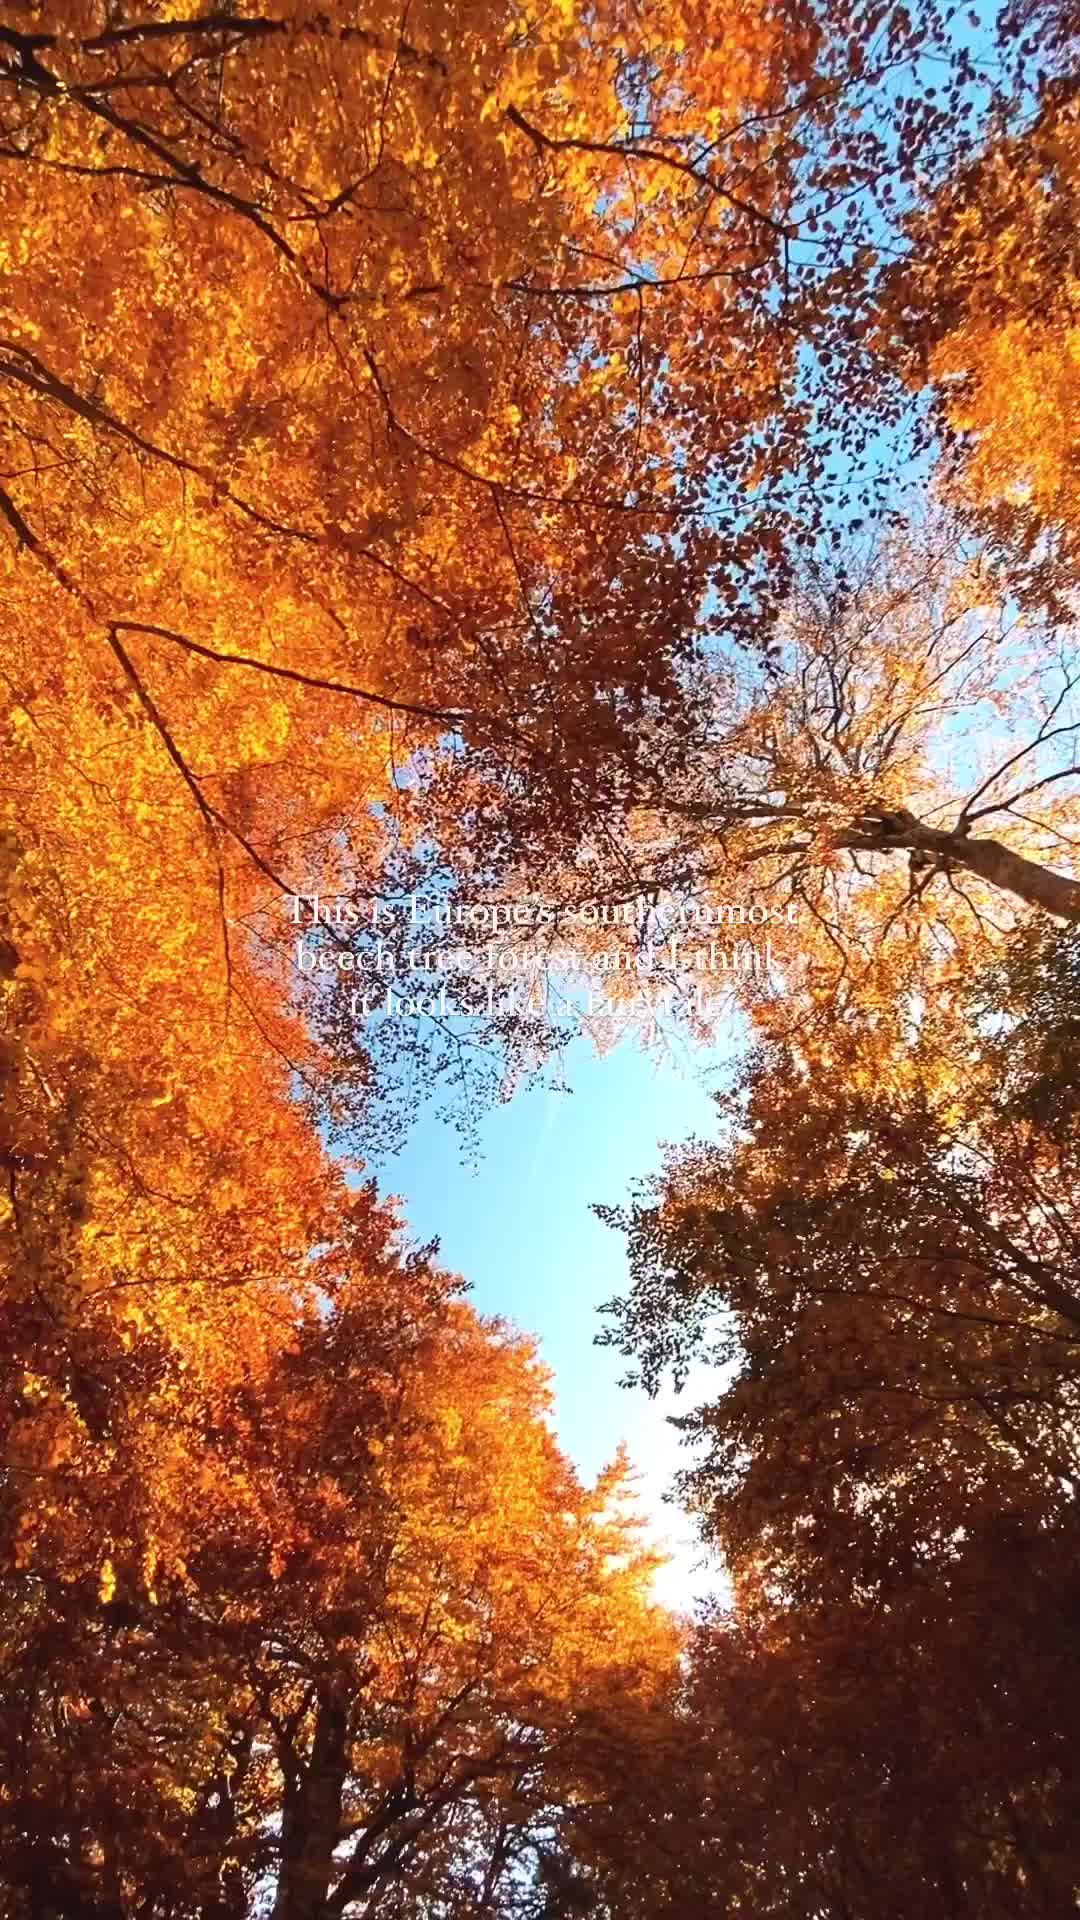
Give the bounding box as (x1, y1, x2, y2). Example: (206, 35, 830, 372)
(370, 1025, 736, 1611)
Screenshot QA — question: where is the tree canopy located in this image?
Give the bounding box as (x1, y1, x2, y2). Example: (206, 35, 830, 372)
(2, 0, 1080, 1913)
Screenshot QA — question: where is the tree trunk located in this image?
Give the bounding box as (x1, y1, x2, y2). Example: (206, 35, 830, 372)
(843, 811, 1080, 921)
(273, 1696, 348, 1920)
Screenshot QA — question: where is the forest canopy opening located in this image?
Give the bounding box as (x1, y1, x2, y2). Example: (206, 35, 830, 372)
(2, 0, 1079, 1913)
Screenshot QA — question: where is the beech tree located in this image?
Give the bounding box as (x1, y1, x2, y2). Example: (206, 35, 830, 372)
(3, 1, 1073, 1122)
(0, 0, 1027, 920)
(604, 920, 1080, 1583)
(601, 920, 1080, 1908)
(4, 4, 1080, 1914)
(2, 1203, 682, 1918)
(881, 0, 1080, 600)
(434, 521, 1080, 1087)
(667, 1573, 1080, 1919)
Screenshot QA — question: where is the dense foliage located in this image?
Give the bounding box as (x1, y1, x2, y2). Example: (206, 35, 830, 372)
(2, 0, 1079, 1914)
